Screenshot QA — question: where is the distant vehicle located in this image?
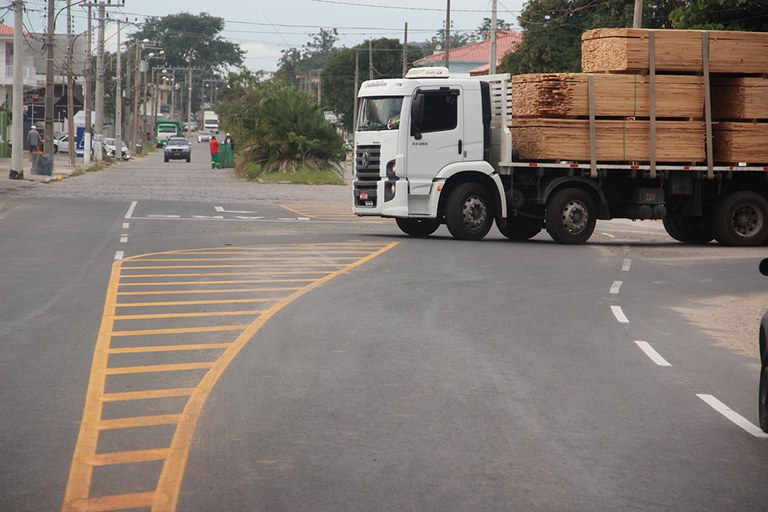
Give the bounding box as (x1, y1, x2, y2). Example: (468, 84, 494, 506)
(155, 121, 183, 147)
(758, 258, 768, 433)
(164, 137, 191, 163)
(103, 138, 130, 160)
(202, 111, 219, 134)
(184, 121, 198, 133)
(197, 131, 212, 143)
(53, 133, 71, 153)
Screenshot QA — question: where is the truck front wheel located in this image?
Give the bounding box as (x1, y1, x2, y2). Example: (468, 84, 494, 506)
(662, 215, 714, 244)
(445, 183, 494, 240)
(497, 216, 542, 240)
(545, 188, 596, 244)
(760, 352, 768, 432)
(712, 191, 768, 246)
(396, 218, 440, 237)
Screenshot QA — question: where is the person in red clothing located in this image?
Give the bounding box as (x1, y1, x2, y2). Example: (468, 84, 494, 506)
(209, 135, 220, 169)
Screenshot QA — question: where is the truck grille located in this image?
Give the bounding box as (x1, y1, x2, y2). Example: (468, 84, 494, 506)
(355, 145, 381, 180)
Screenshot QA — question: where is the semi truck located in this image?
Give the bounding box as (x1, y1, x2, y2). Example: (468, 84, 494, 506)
(154, 120, 182, 147)
(202, 111, 219, 134)
(352, 67, 768, 246)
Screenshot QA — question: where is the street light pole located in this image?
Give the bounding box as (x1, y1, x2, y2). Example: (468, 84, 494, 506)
(44, 0, 55, 157)
(83, 3, 92, 164)
(66, 0, 75, 166)
(10, 0, 24, 179)
(115, 20, 122, 159)
(93, 0, 105, 161)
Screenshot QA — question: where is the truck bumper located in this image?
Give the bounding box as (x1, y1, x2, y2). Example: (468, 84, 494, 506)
(353, 179, 410, 217)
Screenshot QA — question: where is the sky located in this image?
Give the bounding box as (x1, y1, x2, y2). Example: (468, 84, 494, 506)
(19, 0, 527, 72)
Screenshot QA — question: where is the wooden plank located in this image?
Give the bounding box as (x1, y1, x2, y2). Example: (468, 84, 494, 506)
(713, 122, 768, 163)
(510, 119, 705, 163)
(581, 28, 768, 74)
(511, 73, 703, 118)
(712, 77, 768, 119)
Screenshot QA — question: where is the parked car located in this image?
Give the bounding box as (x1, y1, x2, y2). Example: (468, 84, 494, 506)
(197, 131, 212, 143)
(164, 137, 191, 163)
(759, 258, 768, 432)
(53, 133, 71, 153)
(103, 138, 130, 160)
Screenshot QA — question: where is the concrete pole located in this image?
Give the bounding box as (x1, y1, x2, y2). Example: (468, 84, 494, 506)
(10, 0, 23, 178)
(66, 0, 75, 166)
(93, 1, 104, 161)
(352, 51, 359, 131)
(131, 41, 140, 155)
(402, 22, 408, 78)
(44, 0, 54, 156)
(187, 59, 192, 124)
(490, 0, 498, 74)
(83, 4, 91, 164)
(115, 20, 122, 159)
(444, 0, 451, 69)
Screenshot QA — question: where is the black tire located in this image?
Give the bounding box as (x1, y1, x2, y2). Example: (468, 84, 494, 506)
(662, 215, 714, 244)
(164, 156, 169, 163)
(760, 346, 768, 432)
(186, 156, 191, 163)
(396, 218, 440, 237)
(445, 182, 494, 240)
(712, 191, 768, 246)
(545, 188, 597, 245)
(496, 216, 542, 240)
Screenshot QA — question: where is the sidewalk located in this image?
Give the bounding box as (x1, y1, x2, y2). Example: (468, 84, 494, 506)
(0, 154, 80, 184)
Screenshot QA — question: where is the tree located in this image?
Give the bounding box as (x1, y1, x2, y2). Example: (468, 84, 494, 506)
(474, 17, 515, 40)
(670, 0, 768, 31)
(275, 28, 339, 88)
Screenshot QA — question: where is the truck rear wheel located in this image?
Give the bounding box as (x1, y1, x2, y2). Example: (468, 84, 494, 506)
(496, 216, 541, 240)
(445, 182, 494, 240)
(662, 215, 714, 244)
(396, 218, 440, 237)
(712, 191, 768, 246)
(545, 188, 596, 244)
(760, 354, 768, 432)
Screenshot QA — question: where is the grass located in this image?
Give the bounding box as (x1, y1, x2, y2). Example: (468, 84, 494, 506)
(237, 161, 346, 185)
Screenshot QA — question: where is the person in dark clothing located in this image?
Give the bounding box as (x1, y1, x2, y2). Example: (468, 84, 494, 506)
(27, 126, 41, 154)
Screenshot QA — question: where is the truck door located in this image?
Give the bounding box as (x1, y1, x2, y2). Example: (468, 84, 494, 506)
(407, 87, 463, 195)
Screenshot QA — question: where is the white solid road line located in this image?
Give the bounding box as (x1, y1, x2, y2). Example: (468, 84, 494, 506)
(634, 341, 672, 367)
(622, 259, 631, 271)
(215, 206, 257, 214)
(148, 214, 182, 218)
(611, 305, 629, 323)
(125, 200, 137, 219)
(697, 394, 768, 439)
(610, 281, 623, 294)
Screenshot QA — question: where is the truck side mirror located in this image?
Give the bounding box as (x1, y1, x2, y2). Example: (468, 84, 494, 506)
(411, 93, 424, 139)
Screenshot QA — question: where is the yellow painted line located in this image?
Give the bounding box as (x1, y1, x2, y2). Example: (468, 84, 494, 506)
(89, 448, 170, 466)
(62, 242, 400, 512)
(120, 271, 335, 278)
(115, 298, 278, 307)
(104, 362, 215, 376)
(117, 287, 301, 296)
(101, 388, 196, 402)
(112, 311, 264, 320)
(98, 414, 182, 430)
(111, 325, 249, 337)
(67, 491, 156, 511)
(120, 263, 347, 269)
(131, 256, 362, 262)
(118, 279, 316, 286)
(108, 344, 231, 354)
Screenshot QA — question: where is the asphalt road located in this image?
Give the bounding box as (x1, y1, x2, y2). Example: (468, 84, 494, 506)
(1, 143, 767, 511)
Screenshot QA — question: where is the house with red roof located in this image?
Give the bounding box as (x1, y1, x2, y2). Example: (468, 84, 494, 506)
(413, 31, 522, 75)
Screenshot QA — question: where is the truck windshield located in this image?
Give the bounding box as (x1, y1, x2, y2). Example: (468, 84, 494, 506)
(357, 97, 403, 131)
(158, 126, 177, 133)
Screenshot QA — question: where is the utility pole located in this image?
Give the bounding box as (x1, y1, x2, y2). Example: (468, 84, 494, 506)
(115, 19, 122, 159)
(633, 0, 643, 28)
(402, 22, 408, 77)
(490, 0, 498, 74)
(444, 0, 451, 69)
(368, 40, 373, 80)
(10, 0, 23, 179)
(93, 1, 105, 161)
(44, 0, 54, 157)
(187, 57, 192, 125)
(66, 0, 75, 165)
(83, 3, 92, 164)
(130, 41, 140, 156)
(352, 51, 359, 132)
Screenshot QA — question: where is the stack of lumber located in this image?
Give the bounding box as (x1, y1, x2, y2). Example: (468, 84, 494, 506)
(510, 28, 768, 164)
(581, 28, 768, 74)
(512, 119, 704, 162)
(512, 73, 703, 118)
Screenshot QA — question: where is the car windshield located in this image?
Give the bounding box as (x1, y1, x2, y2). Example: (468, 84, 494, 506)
(357, 96, 403, 131)
(167, 138, 188, 145)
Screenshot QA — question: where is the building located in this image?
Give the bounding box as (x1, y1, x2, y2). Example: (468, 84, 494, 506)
(413, 31, 522, 75)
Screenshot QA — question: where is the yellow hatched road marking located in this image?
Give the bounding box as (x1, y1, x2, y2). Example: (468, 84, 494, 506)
(62, 241, 399, 511)
(117, 287, 301, 296)
(118, 278, 317, 286)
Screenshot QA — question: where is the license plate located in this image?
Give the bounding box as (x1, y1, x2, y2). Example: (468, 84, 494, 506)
(359, 191, 369, 200)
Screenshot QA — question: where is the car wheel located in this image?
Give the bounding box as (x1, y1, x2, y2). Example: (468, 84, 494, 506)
(164, 156, 169, 163)
(186, 156, 191, 163)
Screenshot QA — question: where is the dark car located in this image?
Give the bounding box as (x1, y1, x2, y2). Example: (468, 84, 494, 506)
(759, 258, 768, 432)
(164, 137, 191, 163)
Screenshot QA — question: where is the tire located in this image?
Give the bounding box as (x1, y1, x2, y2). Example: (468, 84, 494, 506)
(164, 156, 169, 163)
(712, 191, 768, 246)
(545, 188, 597, 245)
(186, 156, 191, 163)
(396, 218, 440, 237)
(445, 182, 494, 240)
(496, 216, 542, 240)
(662, 215, 714, 244)
(760, 351, 768, 433)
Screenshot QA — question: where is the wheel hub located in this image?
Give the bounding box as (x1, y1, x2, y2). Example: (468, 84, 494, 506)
(732, 205, 763, 237)
(462, 196, 487, 229)
(562, 200, 588, 234)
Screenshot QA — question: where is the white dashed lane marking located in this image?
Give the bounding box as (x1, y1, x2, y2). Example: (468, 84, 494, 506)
(697, 395, 768, 439)
(611, 305, 629, 323)
(610, 281, 622, 294)
(634, 341, 672, 367)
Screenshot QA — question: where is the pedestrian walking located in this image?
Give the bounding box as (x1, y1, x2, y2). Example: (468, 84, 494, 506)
(27, 125, 41, 155)
(224, 133, 235, 151)
(209, 135, 220, 169)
